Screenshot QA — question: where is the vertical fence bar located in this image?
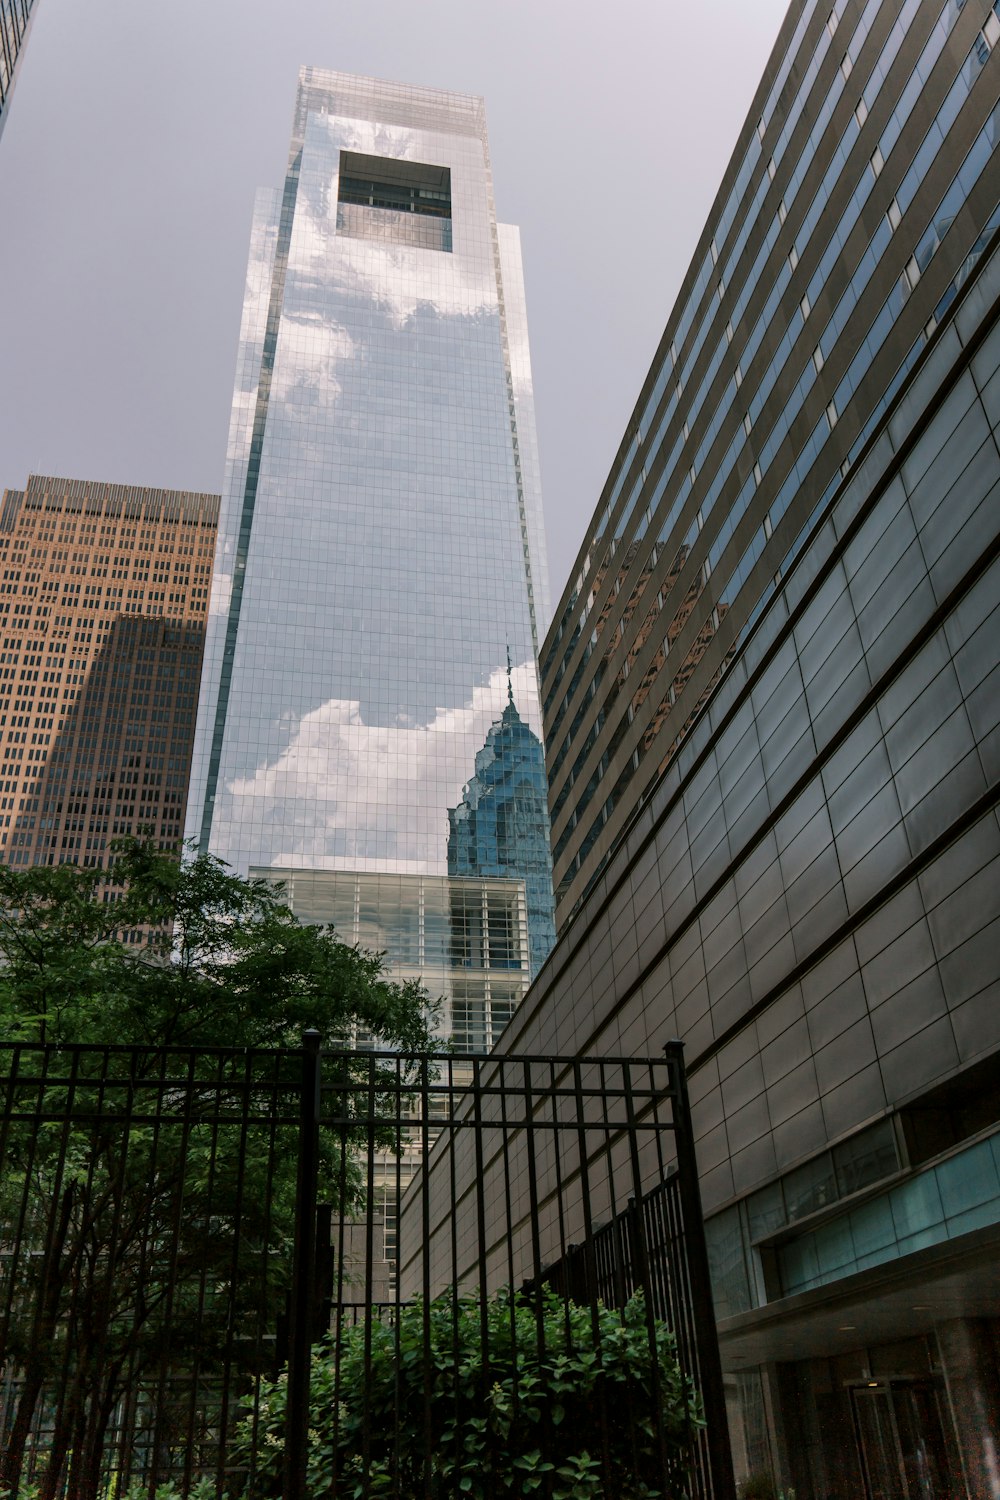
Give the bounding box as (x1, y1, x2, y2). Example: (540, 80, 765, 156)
(392, 1052, 404, 1500)
(329, 1056, 351, 1497)
(446, 1056, 462, 1496)
(665, 1040, 736, 1500)
(1, 1041, 722, 1495)
(249, 1051, 285, 1498)
(419, 1052, 434, 1500)
(284, 1030, 321, 1500)
(361, 1051, 377, 1487)
(148, 1047, 201, 1488)
(471, 1057, 494, 1500)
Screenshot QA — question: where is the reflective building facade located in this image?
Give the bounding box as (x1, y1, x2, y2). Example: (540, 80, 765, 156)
(477, 1, 1000, 1494)
(186, 71, 555, 1033)
(0, 0, 37, 138)
(448, 673, 556, 978)
(545, 0, 1000, 926)
(256, 867, 529, 1054)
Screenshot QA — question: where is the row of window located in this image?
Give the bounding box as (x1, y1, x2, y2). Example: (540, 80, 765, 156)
(543, 0, 943, 749)
(551, 25, 1000, 900)
(0, 0, 33, 107)
(548, 0, 968, 762)
(706, 1118, 899, 1317)
(553, 1, 994, 790)
(556, 179, 1000, 914)
(543, 0, 848, 687)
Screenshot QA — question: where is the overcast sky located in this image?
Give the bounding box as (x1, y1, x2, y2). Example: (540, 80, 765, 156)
(0, 0, 788, 612)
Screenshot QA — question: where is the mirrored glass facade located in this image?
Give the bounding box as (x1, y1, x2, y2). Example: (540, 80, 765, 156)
(186, 70, 555, 1020)
(255, 867, 529, 1053)
(544, 0, 1000, 925)
(0, 0, 37, 138)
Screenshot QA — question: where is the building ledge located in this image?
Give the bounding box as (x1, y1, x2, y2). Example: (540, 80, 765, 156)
(717, 1221, 1000, 1367)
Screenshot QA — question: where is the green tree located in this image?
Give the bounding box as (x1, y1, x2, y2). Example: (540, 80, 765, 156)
(0, 841, 437, 1500)
(0, 839, 436, 1053)
(237, 1286, 704, 1499)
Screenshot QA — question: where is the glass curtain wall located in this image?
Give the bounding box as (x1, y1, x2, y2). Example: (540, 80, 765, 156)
(186, 70, 556, 1030)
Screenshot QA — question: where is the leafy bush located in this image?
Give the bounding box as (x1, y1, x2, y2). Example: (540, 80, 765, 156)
(737, 1477, 795, 1500)
(737, 1476, 777, 1500)
(237, 1286, 703, 1499)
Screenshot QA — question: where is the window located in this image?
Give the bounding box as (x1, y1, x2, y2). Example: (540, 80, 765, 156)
(337, 151, 451, 220)
(337, 151, 453, 252)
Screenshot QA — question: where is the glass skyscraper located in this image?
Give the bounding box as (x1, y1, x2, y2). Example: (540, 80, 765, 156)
(186, 70, 555, 1029)
(0, 0, 38, 138)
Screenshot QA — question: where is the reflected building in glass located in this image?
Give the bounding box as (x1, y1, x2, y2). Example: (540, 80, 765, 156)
(186, 69, 556, 1037)
(448, 666, 556, 979)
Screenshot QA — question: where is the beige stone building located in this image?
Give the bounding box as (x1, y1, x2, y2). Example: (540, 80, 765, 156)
(0, 475, 219, 877)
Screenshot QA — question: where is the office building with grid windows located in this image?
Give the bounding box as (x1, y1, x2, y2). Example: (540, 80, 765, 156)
(185, 70, 555, 1041)
(482, 1, 1000, 1493)
(0, 474, 218, 876)
(0, 0, 37, 139)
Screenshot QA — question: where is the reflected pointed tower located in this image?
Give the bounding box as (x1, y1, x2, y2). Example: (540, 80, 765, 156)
(448, 655, 555, 979)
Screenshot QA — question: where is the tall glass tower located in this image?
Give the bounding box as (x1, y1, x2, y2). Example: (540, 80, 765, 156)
(0, 0, 39, 139)
(186, 70, 555, 1033)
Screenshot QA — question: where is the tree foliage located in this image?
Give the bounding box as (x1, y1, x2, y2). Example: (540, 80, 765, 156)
(0, 841, 437, 1500)
(0, 838, 437, 1052)
(237, 1287, 703, 1499)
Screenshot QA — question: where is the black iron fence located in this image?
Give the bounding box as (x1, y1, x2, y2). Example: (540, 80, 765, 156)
(0, 1041, 305, 1500)
(535, 1173, 722, 1500)
(0, 1036, 734, 1500)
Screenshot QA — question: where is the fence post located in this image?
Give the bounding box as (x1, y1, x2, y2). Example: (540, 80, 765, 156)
(284, 1029, 322, 1500)
(665, 1040, 737, 1500)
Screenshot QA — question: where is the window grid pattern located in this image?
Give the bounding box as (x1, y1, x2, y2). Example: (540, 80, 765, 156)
(0, 0, 34, 121)
(0, 475, 219, 873)
(543, 0, 1000, 921)
(544, 0, 940, 742)
(185, 70, 556, 989)
(255, 867, 530, 1053)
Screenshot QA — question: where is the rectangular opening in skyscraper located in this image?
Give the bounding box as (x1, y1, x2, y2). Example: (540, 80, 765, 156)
(337, 150, 452, 252)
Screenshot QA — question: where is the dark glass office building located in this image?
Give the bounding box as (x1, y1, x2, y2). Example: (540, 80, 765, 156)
(0, 0, 37, 138)
(493, 1, 1000, 1493)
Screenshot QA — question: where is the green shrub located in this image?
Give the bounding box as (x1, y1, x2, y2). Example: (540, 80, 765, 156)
(236, 1286, 703, 1499)
(737, 1478, 795, 1500)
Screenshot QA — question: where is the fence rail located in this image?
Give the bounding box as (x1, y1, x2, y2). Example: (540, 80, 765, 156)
(0, 1037, 734, 1500)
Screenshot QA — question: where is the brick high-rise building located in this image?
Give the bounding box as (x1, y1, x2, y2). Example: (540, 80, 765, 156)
(0, 475, 219, 870)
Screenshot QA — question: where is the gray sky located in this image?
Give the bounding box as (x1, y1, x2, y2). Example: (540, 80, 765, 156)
(0, 0, 788, 609)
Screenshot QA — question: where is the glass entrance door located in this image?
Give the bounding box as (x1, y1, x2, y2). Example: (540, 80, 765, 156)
(850, 1382, 955, 1500)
